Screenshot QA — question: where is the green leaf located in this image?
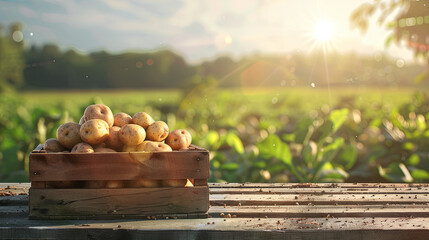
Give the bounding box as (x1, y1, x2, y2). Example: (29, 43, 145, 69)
(335, 144, 357, 170)
(385, 21, 396, 29)
(205, 130, 219, 149)
(411, 169, 429, 180)
(378, 163, 413, 183)
(319, 168, 349, 182)
(282, 133, 295, 142)
(402, 142, 415, 151)
(416, 114, 426, 131)
(329, 108, 349, 133)
(313, 138, 344, 181)
(221, 163, 239, 171)
(258, 135, 292, 167)
(225, 132, 244, 154)
(316, 120, 334, 143)
(294, 118, 314, 143)
(0, 137, 21, 174)
(267, 163, 287, 173)
(323, 137, 345, 152)
(253, 161, 266, 169)
(301, 141, 317, 164)
(405, 154, 420, 166)
(384, 34, 394, 48)
(369, 118, 382, 127)
(257, 135, 304, 182)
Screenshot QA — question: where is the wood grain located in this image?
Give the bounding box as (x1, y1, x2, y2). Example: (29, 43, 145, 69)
(209, 205, 429, 218)
(210, 193, 429, 205)
(209, 187, 429, 194)
(29, 186, 209, 219)
(2, 183, 429, 239)
(30, 150, 209, 181)
(1, 217, 429, 240)
(209, 183, 429, 188)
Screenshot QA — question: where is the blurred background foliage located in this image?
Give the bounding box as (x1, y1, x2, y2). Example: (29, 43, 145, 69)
(0, 1, 428, 183)
(0, 83, 428, 183)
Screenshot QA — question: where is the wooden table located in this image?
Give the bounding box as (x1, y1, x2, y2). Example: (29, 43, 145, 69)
(1, 183, 429, 239)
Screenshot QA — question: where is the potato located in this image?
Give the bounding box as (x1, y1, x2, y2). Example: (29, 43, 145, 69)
(134, 141, 149, 151)
(185, 179, 194, 187)
(44, 138, 66, 152)
(114, 112, 132, 127)
(122, 145, 138, 152)
(162, 179, 187, 187)
(56, 122, 82, 149)
(83, 181, 106, 188)
(132, 112, 154, 129)
(80, 119, 109, 145)
(165, 129, 192, 150)
(92, 142, 106, 149)
(105, 126, 123, 151)
(83, 104, 114, 127)
(71, 142, 94, 153)
(105, 180, 124, 188)
(119, 124, 146, 146)
(139, 140, 172, 152)
(146, 121, 169, 142)
(79, 116, 85, 125)
(94, 147, 116, 152)
(128, 178, 160, 188)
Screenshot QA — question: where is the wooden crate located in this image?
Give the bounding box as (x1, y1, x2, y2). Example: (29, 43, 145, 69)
(28, 144, 210, 220)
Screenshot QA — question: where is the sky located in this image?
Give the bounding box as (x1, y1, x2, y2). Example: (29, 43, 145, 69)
(0, 0, 416, 63)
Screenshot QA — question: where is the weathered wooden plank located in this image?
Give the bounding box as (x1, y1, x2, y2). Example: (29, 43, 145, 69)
(210, 194, 429, 205)
(209, 187, 429, 195)
(0, 195, 28, 206)
(6, 203, 429, 219)
(5, 182, 429, 190)
(1, 217, 428, 239)
(30, 150, 209, 181)
(1, 227, 428, 240)
(0, 183, 30, 188)
(0, 206, 28, 218)
(209, 183, 429, 188)
(209, 205, 429, 218)
(29, 187, 209, 219)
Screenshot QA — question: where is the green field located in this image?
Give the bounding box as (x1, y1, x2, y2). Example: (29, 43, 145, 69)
(1, 87, 428, 183)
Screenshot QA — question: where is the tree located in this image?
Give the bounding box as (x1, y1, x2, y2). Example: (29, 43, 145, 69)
(350, 0, 429, 83)
(0, 23, 25, 92)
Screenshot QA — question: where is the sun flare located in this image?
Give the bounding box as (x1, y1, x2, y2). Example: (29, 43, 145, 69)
(314, 20, 334, 42)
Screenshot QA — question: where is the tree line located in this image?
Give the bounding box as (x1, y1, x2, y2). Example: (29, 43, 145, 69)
(0, 23, 426, 91)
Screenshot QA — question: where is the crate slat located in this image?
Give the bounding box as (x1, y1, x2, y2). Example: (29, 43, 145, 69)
(29, 186, 209, 219)
(30, 150, 209, 181)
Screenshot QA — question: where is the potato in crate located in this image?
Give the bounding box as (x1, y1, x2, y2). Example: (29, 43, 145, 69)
(29, 104, 209, 220)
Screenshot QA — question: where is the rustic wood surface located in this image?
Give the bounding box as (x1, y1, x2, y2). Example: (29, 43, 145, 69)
(29, 187, 209, 219)
(1, 183, 429, 239)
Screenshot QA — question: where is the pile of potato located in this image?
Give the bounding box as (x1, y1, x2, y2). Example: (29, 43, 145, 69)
(44, 104, 192, 153)
(42, 104, 193, 188)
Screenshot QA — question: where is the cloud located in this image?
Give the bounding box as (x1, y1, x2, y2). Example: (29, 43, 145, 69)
(19, 6, 38, 19)
(0, 0, 414, 62)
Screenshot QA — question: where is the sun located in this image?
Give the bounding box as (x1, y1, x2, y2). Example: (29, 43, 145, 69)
(314, 20, 334, 42)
